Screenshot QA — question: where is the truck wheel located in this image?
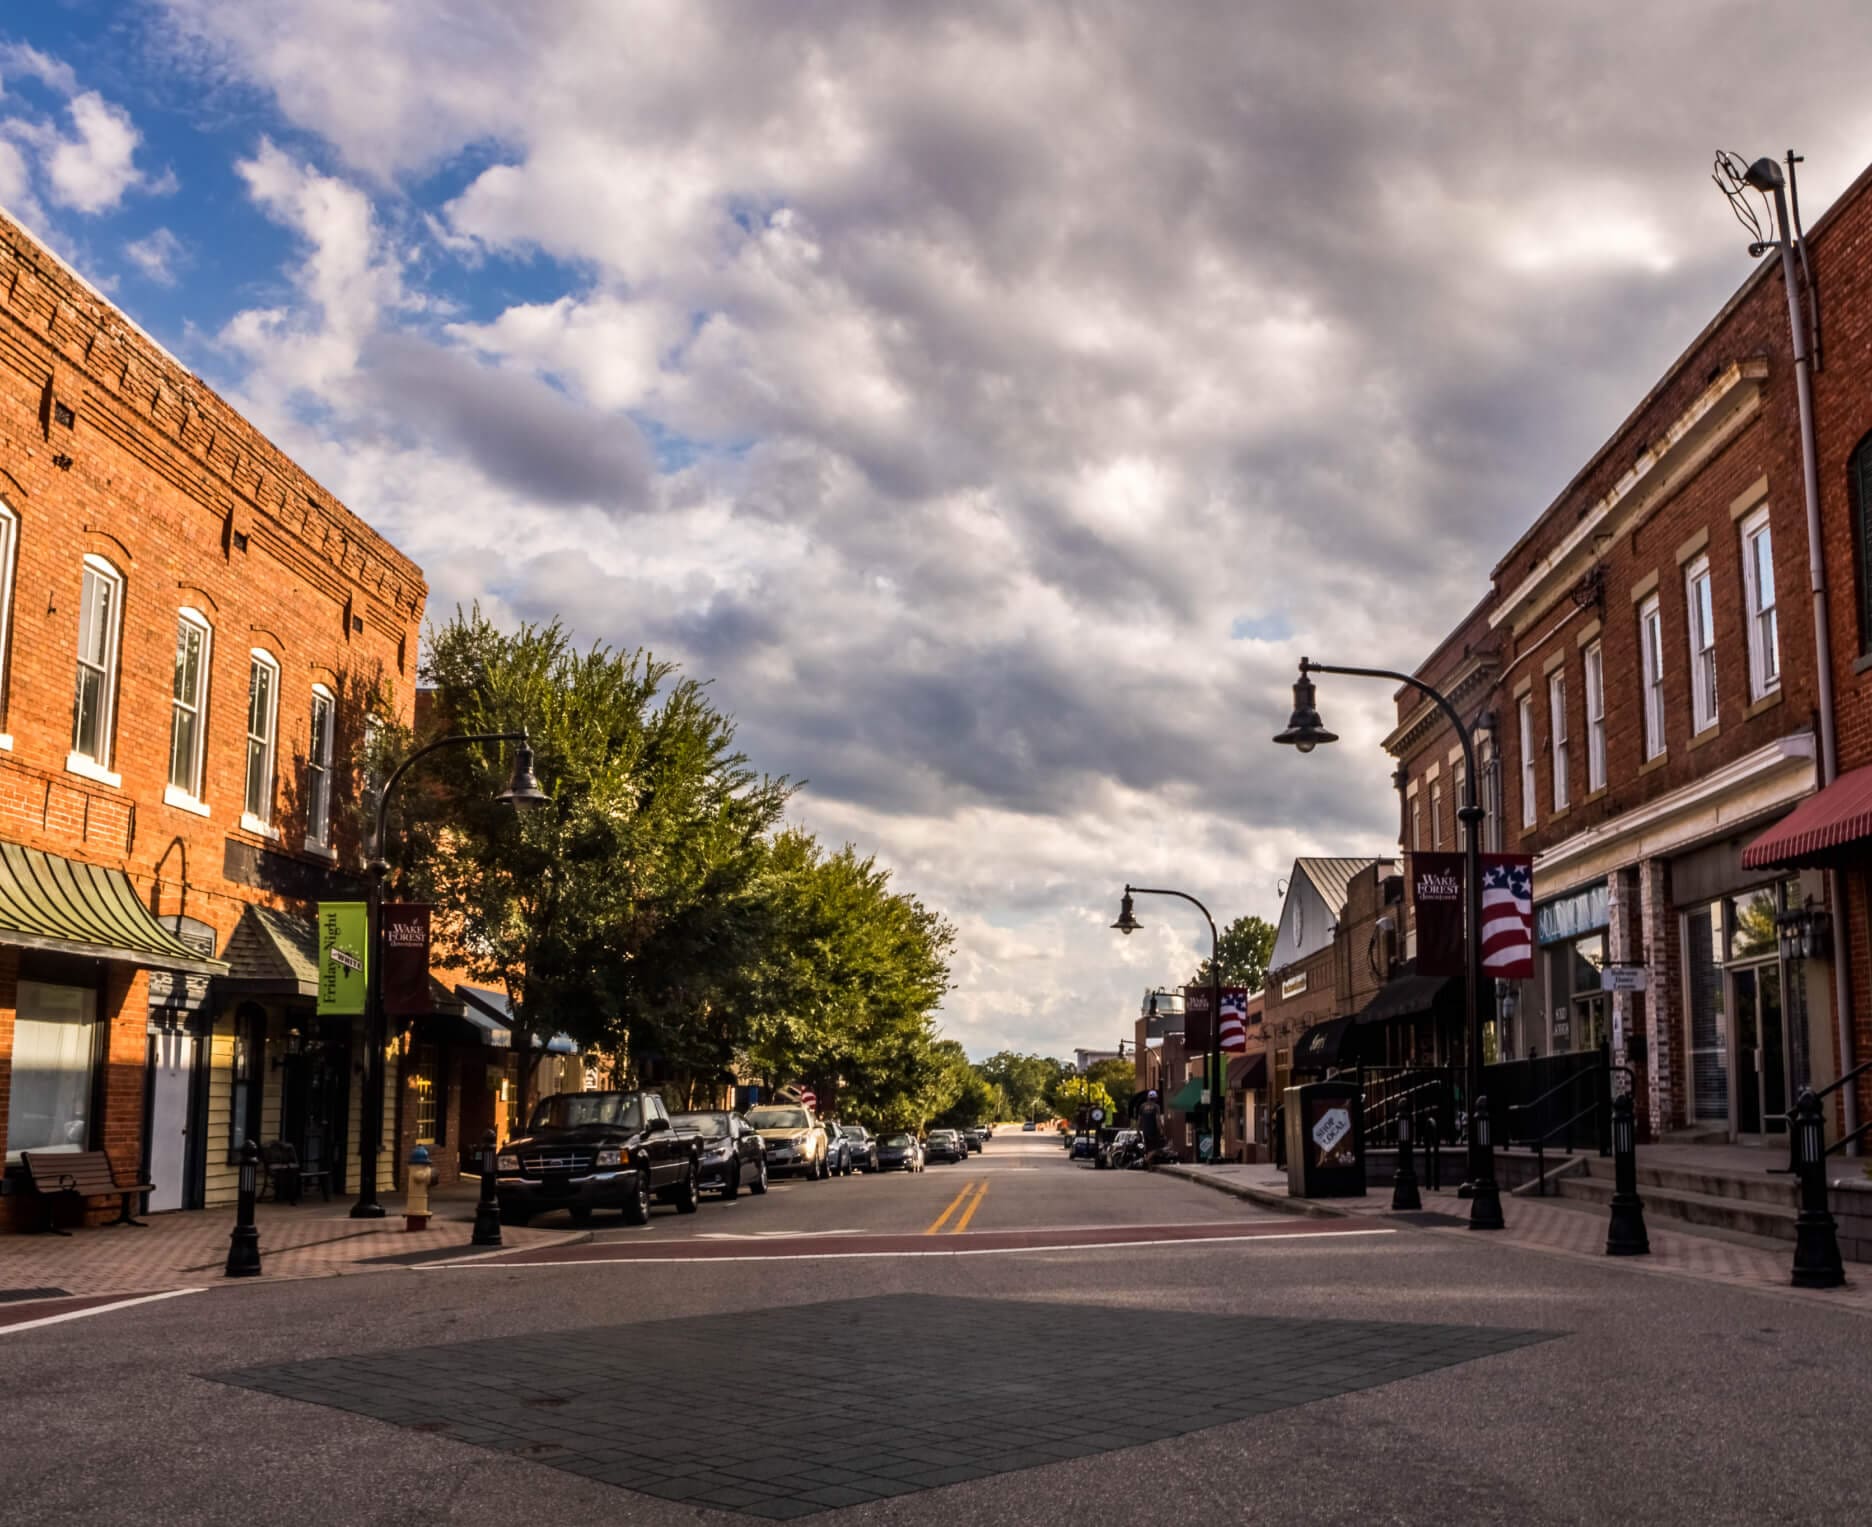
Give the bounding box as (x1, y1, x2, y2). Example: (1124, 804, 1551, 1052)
(674, 1161, 700, 1214)
(749, 1157, 768, 1195)
(621, 1170, 651, 1226)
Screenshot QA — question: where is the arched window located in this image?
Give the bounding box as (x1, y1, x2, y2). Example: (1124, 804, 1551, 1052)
(69, 553, 125, 781)
(242, 648, 281, 835)
(1852, 432, 1872, 652)
(167, 607, 213, 811)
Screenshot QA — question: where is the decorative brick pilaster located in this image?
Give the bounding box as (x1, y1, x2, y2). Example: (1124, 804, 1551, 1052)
(1639, 858, 1683, 1133)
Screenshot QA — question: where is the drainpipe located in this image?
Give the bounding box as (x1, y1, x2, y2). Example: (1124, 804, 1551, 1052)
(1753, 153, 1857, 1149)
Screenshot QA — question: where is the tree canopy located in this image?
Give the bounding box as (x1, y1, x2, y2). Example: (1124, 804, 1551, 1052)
(1187, 914, 1277, 991)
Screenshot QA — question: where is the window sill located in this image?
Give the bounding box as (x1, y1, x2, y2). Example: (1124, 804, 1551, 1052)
(1639, 751, 1669, 775)
(1581, 786, 1608, 806)
(64, 752, 121, 789)
(1689, 724, 1723, 752)
(1745, 687, 1784, 719)
(1548, 805, 1572, 824)
(239, 812, 281, 842)
(163, 785, 211, 818)
(302, 839, 337, 862)
(0, 733, 12, 752)
(1855, 649, 1872, 677)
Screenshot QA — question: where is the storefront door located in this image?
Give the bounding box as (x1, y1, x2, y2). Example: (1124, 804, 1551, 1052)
(1731, 962, 1786, 1136)
(282, 1027, 349, 1192)
(146, 1028, 197, 1212)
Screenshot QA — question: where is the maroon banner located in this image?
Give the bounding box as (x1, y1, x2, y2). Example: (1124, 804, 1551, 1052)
(381, 902, 433, 1017)
(1411, 853, 1466, 978)
(1181, 985, 1212, 1050)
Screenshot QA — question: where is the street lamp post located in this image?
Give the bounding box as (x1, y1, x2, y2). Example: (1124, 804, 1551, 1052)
(349, 731, 548, 1219)
(1113, 886, 1223, 1164)
(1273, 657, 1503, 1231)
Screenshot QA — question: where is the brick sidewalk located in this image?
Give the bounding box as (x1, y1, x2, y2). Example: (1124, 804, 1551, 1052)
(0, 1191, 584, 1300)
(1169, 1161, 1872, 1316)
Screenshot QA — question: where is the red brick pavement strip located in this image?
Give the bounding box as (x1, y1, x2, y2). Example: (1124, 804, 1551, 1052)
(441, 1219, 1396, 1268)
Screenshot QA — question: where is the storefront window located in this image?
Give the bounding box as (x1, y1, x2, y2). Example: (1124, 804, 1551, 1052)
(1686, 904, 1727, 1121)
(5, 981, 98, 1161)
(229, 1005, 264, 1157)
(412, 1045, 444, 1146)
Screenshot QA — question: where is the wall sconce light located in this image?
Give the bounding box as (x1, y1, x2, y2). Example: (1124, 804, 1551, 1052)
(1777, 901, 1833, 963)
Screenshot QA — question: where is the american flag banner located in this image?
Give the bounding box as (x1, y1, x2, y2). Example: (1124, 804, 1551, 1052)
(1480, 855, 1534, 979)
(1217, 987, 1250, 1053)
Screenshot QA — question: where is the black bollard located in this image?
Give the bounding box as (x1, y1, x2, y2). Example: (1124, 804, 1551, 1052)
(1604, 1092, 1649, 1256)
(471, 1128, 503, 1247)
(1422, 1108, 1440, 1192)
(1789, 1089, 1844, 1289)
(225, 1139, 262, 1278)
(1467, 1095, 1505, 1231)
(1391, 1111, 1422, 1211)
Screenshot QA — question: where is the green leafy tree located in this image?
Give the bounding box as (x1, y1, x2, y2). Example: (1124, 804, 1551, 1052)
(979, 1051, 1069, 1123)
(1188, 914, 1277, 991)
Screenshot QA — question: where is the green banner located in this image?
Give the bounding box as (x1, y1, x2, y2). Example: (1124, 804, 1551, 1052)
(317, 902, 369, 1015)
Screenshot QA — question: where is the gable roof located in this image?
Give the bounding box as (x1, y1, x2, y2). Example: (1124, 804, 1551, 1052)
(1293, 857, 1381, 919)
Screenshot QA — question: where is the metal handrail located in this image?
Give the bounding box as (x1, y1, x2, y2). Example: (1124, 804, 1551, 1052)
(1785, 1055, 1872, 1169)
(1810, 1053, 1872, 1104)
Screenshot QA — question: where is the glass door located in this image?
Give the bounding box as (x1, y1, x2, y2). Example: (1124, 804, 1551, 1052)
(1730, 963, 1786, 1136)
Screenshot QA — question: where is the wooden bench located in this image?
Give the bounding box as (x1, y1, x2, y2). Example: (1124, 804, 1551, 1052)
(19, 1150, 153, 1235)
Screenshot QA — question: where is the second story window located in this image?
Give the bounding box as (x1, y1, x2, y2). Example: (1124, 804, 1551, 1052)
(1430, 778, 1443, 849)
(0, 501, 17, 730)
(1640, 593, 1666, 760)
(70, 555, 124, 777)
(167, 610, 212, 808)
(243, 650, 280, 833)
(1584, 640, 1607, 794)
(1549, 670, 1570, 811)
(1518, 694, 1536, 827)
(1740, 508, 1779, 701)
(306, 686, 335, 852)
(1686, 554, 1718, 734)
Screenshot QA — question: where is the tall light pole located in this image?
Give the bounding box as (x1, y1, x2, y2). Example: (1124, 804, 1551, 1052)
(350, 731, 548, 1218)
(1113, 885, 1223, 1163)
(1274, 657, 1503, 1230)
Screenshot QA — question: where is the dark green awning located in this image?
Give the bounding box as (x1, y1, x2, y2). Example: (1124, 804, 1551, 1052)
(0, 841, 225, 975)
(1167, 1077, 1205, 1111)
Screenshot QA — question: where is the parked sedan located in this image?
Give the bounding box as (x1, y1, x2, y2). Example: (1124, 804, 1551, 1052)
(876, 1132, 924, 1172)
(962, 1129, 985, 1154)
(923, 1129, 968, 1164)
(824, 1125, 854, 1178)
(840, 1125, 880, 1173)
(672, 1111, 769, 1199)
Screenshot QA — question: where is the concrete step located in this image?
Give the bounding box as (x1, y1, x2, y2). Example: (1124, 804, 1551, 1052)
(1579, 1155, 1798, 1208)
(1555, 1173, 1798, 1242)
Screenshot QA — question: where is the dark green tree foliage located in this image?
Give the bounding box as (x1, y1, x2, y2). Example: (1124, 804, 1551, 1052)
(978, 1051, 1070, 1122)
(1188, 914, 1277, 991)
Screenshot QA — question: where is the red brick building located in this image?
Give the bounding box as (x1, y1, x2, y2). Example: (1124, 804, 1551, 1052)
(0, 208, 436, 1226)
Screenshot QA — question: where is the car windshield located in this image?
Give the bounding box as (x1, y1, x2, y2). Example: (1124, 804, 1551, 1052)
(675, 1114, 729, 1138)
(528, 1094, 643, 1131)
(746, 1107, 809, 1130)
(840, 1126, 865, 1139)
(882, 1134, 914, 1147)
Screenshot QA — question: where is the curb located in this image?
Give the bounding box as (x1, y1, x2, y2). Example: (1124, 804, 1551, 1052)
(1161, 1165, 1346, 1219)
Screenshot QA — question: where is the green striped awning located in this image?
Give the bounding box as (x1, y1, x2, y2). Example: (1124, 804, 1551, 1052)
(1168, 1078, 1206, 1112)
(0, 841, 225, 975)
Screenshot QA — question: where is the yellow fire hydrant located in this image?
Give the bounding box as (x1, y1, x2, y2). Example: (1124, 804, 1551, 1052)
(405, 1145, 434, 1232)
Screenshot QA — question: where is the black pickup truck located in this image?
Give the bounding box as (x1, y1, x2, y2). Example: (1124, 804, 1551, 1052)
(495, 1091, 704, 1226)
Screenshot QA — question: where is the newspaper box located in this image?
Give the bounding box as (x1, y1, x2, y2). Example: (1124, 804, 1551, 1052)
(1283, 1081, 1365, 1197)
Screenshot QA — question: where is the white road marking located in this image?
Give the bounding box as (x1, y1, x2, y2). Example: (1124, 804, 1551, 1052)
(0, 1287, 205, 1335)
(424, 1228, 1397, 1269)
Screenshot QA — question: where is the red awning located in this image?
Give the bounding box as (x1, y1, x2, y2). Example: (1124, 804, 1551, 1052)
(1226, 1052, 1267, 1091)
(1741, 763, 1872, 869)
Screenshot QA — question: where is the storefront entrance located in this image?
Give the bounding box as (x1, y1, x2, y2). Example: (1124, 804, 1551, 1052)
(280, 1023, 350, 1194)
(1685, 880, 1804, 1139)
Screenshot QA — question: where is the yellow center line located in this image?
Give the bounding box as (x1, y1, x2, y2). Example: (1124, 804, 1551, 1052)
(950, 1179, 989, 1234)
(924, 1179, 979, 1235)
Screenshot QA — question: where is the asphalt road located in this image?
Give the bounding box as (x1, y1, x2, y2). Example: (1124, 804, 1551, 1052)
(2, 1130, 1865, 1525)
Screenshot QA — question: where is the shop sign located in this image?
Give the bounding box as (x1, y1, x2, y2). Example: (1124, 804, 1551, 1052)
(1601, 966, 1648, 993)
(1311, 1106, 1352, 1155)
(147, 969, 211, 1013)
(317, 902, 368, 1015)
(1537, 882, 1610, 945)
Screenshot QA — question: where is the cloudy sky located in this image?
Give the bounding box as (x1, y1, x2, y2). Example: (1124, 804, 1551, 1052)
(6, 2, 1872, 1058)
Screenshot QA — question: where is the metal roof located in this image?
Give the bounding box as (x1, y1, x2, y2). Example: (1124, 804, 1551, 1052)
(1294, 857, 1381, 918)
(0, 841, 225, 975)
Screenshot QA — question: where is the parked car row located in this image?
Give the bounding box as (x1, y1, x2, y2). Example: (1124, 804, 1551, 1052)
(494, 1089, 994, 1225)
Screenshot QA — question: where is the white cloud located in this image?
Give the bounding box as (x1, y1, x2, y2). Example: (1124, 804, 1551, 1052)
(0, 44, 163, 220)
(123, 226, 184, 285)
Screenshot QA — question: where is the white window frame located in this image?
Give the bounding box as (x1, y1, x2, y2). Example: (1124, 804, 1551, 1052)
(1550, 670, 1570, 811)
(0, 500, 17, 750)
(1740, 507, 1780, 701)
(1518, 694, 1536, 827)
(1430, 779, 1443, 849)
(1410, 793, 1422, 851)
(241, 648, 281, 838)
(1686, 554, 1718, 734)
(1640, 594, 1666, 760)
(305, 684, 336, 854)
(67, 554, 125, 785)
(164, 608, 213, 816)
(1584, 640, 1607, 794)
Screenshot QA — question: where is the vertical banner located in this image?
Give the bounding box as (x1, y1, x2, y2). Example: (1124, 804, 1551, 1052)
(317, 902, 369, 1015)
(1181, 985, 1213, 1050)
(1480, 854, 1535, 980)
(381, 902, 433, 1016)
(1217, 987, 1251, 1053)
(1411, 852, 1466, 978)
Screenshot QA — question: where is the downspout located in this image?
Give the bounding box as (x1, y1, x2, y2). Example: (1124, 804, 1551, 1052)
(1767, 154, 1858, 1148)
